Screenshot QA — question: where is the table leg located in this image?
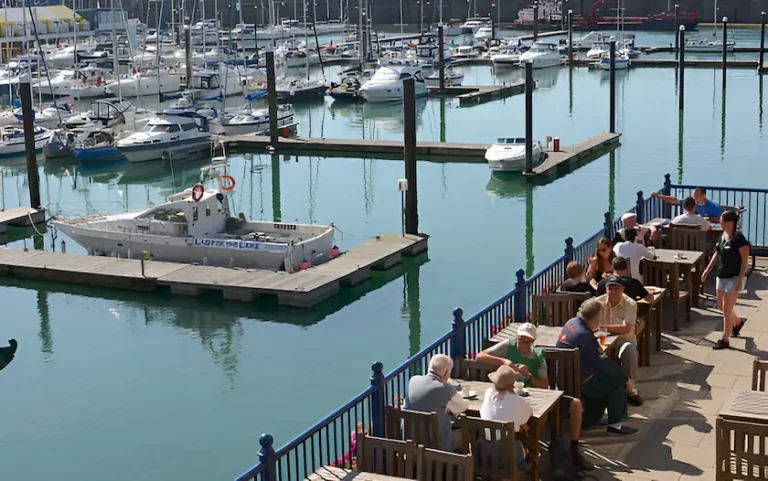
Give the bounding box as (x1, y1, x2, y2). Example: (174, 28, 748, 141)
(532, 422, 541, 481)
(655, 302, 663, 352)
(692, 263, 701, 308)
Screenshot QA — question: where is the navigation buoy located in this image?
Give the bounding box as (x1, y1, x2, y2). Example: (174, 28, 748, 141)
(191, 183, 205, 201)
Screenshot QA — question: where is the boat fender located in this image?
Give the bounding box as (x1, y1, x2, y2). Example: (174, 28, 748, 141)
(219, 174, 236, 191)
(330, 245, 341, 258)
(299, 261, 311, 270)
(191, 183, 205, 201)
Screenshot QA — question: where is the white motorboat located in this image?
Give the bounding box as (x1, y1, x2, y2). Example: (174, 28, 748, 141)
(518, 42, 564, 69)
(218, 104, 295, 135)
(13, 103, 75, 125)
(424, 67, 464, 87)
(105, 69, 182, 97)
(452, 45, 479, 60)
(491, 43, 524, 67)
(586, 41, 609, 60)
(685, 39, 735, 52)
(485, 138, 545, 171)
(359, 65, 428, 103)
(285, 49, 321, 68)
(597, 51, 631, 70)
(53, 187, 335, 272)
(0, 125, 52, 158)
(187, 67, 245, 97)
(474, 26, 494, 41)
(117, 112, 211, 163)
(32, 66, 113, 98)
(570, 31, 604, 50)
(64, 98, 152, 133)
(460, 17, 490, 34)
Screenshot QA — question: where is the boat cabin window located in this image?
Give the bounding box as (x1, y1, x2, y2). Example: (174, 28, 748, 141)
(192, 206, 199, 221)
(138, 207, 187, 222)
(181, 123, 197, 131)
(143, 124, 181, 133)
(398, 72, 412, 80)
(205, 203, 211, 217)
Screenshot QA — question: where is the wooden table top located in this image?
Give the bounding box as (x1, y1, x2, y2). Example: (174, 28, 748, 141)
(307, 466, 416, 481)
(646, 218, 723, 232)
(490, 323, 618, 349)
(648, 248, 703, 266)
(637, 286, 666, 307)
(460, 381, 563, 420)
(719, 390, 768, 424)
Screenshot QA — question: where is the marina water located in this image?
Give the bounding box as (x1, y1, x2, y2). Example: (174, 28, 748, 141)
(2, 30, 768, 481)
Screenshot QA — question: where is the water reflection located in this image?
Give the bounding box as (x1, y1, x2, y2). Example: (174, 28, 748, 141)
(485, 173, 529, 198)
(678, 109, 685, 183)
(493, 66, 560, 89)
(568, 67, 574, 116)
(608, 150, 616, 220)
(760, 76, 764, 134)
(36, 290, 53, 360)
(328, 98, 428, 135)
(271, 154, 282, 221)
(720, 90, 727, 160)
(525, 181, 534, 277)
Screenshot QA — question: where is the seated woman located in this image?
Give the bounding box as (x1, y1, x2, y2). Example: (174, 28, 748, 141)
(479, 365, 533, 471)
(559, 261, 597, 296)
(586, 237, 616, 288)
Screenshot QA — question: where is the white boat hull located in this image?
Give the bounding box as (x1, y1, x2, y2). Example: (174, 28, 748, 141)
(598, 58, 631, 70)
(491, 54, 521, 66)
(485, 142, 544, 171)
(106, 75, 182, 97)
(424, 74, 464, 87)
(55, 222, 335, 271)
(0, 131, 51, 158)
(119, 137, 211, 163)
(70, 85, 108, 98)
(219, 113, 295, 135)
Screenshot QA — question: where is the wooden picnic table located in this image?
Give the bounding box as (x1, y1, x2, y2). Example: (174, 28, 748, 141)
(490, 322, 619, 351)
(461, 381, 563, 481)
(637, 286, 666, 359)
(719, 390, 768, 425)
(647, 247, 704, 308)
(307, 466, 416, 481)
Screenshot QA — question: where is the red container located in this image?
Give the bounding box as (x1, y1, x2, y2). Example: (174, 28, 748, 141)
(553, 137, 561, 151)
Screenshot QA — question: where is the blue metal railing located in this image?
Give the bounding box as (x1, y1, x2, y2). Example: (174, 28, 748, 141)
(234, 174, 767, 481)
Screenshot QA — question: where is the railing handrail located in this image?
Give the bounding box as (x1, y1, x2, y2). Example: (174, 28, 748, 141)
(669, 183, 768, 195)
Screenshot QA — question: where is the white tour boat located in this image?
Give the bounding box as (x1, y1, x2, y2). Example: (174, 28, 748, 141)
(53, 187, 335, 272)
(485, 138, 545, 171)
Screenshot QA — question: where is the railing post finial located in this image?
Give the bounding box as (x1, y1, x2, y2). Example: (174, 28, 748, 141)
(513, 269, 526, 323)
(564, 237, 574, 262)
(370, 362, 385, 437)
(258, 434, 277, 481)
(663, 173, 671, 194)
(636, 190, 644, 224)
(603, 212, 613, 239)
(451, 308, 466, 361)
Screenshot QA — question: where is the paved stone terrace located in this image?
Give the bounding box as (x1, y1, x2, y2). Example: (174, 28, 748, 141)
(563, 258, 768, 481)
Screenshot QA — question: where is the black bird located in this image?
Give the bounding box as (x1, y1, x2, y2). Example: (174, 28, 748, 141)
(0, 339, 18, 372)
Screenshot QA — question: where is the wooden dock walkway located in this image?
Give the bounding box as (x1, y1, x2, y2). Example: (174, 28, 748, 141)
(223, 135, 490, 159)
(571, 58, 759, 69)
(0, 207, 45, 234)
(0, 234, 428, 308)
(428, 81, 527, 106)
(525, 132, 621, 177)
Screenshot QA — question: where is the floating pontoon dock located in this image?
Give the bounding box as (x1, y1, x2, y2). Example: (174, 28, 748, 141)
(428, 81, 527, 106)
(0, 207, 45, 235)
(0, 234, 428, 308)
(525, 132, 621, 177)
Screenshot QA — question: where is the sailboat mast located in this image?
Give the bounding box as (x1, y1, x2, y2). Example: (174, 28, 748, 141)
(111, 0, 122, 99)
(303, 0, 309, 77)
(399, 0, 402, 35)
(713, 0, 718, 37)
(438, 0, 442, 24)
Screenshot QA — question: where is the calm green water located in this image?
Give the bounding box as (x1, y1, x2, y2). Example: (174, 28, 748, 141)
(2, 41, 768, 480)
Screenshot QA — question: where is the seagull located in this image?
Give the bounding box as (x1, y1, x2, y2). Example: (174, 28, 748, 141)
(0, 339, 17, 372)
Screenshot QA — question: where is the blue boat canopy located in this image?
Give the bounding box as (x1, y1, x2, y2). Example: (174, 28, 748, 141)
(245, 90, 267, 101)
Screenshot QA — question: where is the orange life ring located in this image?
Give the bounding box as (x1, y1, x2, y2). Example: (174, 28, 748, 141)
(219, 175, 236, 191)
(191, 183, 205, 201)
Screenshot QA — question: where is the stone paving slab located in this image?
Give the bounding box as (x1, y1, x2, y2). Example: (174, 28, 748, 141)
(566, 259, 768, 481)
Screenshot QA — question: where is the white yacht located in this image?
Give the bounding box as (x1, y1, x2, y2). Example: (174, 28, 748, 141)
(359, 65, 427, 103)
(474, 26, 494, 41)
(32, 66, 113, 98)
(491, 43, 525, 67)
(52, 187, 336, 272)
(218, 104, 295, 135)
(485, 138, 545, 171)
(424, 67, 464, 87)
(105, 69, 182, 97)
(0, 125, 52, 158)
(586, 41, 609, 60)
(518, 42, 564, 69)
(452, 45, 479, 60)
(117, 112, 211, 163)
(460, 17, 490, 34)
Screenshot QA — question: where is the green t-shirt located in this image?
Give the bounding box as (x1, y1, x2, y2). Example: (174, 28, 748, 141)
(503, 339, 547, 388)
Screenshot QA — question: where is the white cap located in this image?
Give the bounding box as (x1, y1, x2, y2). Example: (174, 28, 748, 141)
(518, 322, 537, 340)
(620, 212, 637, 222)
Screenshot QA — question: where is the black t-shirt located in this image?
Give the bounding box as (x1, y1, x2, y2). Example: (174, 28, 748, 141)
(717, 232, 749, 279)
(597, 275, 649, 300)
(559, 279, 597, 296)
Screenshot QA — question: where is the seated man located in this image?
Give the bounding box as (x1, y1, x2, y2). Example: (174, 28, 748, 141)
(613, 228, 655, 280)
(652, 187, 723, 222)
(479, 365, 533, 470)
(615, 212, 658, 245)
(556, 298, 638, 435)
(596, 277, 644, 406)
(405, 354, 468, 452)
(476, 323, 593, 469)
(559, 261, 597, 296)
(597, 256, 653, 302)
(672, 196, 712, 231)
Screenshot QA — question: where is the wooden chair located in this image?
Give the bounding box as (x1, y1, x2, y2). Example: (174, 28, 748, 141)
(481, 338, 498, 351)
(458, 415, 529, 480)
(715, 417, 768, 481)
(752, 360, 768, 392)
(570, 292, 592, 311)
(356, 434, 418, 478)
(636, 314, 651, 367)
(531, 293, 576, 327)
(385, 407, 440, 449)
(643, 258, 691, 331)
(453, 357, 496, 382)
(416, 445, 474, 481)
(669, 223, 709, 253)
(543, 347, 581, 400)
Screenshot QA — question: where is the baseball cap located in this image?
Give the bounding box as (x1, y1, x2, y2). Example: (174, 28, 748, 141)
(620, 212, 637, 222)
(605, 276, 624, 287)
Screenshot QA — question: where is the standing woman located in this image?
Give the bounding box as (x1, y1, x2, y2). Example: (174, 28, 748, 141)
(587, 238, 616, 287)
(702, 210, 750, 350)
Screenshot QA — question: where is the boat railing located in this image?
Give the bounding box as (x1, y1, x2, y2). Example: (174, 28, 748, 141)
(233, 174, 768, 481)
